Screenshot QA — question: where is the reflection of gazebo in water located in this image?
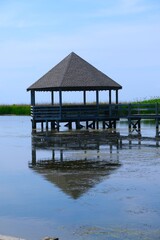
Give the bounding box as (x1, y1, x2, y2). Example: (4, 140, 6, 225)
(32, 167, 119, 199)
(29, 131, 121, 199)
(27, 52, 122, 131)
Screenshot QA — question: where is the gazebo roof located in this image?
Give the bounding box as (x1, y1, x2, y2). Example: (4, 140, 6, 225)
(27, 52, 122, 91)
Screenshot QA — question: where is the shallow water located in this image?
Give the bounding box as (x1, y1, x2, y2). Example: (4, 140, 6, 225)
(0, 116, 160, 240)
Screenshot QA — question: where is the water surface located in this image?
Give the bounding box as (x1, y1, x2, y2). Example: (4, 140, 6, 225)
(0, 116, 160, 240)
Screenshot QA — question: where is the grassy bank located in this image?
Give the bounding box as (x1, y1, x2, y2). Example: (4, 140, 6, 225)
(135, 97, 160, 104)
(0, 104, 30, 115)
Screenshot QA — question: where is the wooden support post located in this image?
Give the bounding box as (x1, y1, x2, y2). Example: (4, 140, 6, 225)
(138, 120, 141, 134)
(56, 121, 60, 131)
(32, 119, 36, 130)
(59, 90, 62, 119)
(96, 120, 99, 129)
(66, 121, 72, 130)
(86, 121, 89, 129)
(31, 91, 36, 131)
(110, 120, 116, 131)
(109, 90, 111, 104)
(92, 121, 95, 129)
(41, 122, 44, 131)
(51, 91, 54, 105)
(76, 121, 83, 129)
(51, 121, 56, 130)
(102, 120, 117, 131)
(88, 121, 95, 129)
(46, 120, 48, 131)
(156, 118, 160, 138)
(116, 89, 118, 104)
(128, 118, 131, 134)
(96, 90, 99, 122)
(69, 121, 72, 130)
(128, 118, 141, 136)
(58, 121, 60, 131)
(31, 90, 35, 106)
(102, 121, 105, 129)
(76, 121, 79, 129)
(83, 90, 86, 105)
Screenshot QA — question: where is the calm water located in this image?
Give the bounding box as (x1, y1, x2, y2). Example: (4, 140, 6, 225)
(0, 116, 160, 240)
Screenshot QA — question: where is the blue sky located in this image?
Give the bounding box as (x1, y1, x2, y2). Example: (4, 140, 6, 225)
(0, 0, 160, 104)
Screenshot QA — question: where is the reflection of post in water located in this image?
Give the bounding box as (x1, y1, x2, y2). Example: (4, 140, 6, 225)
(29, 131, 121, 199)
(119, 135, 160, 149)
(32, 144, 36, 166)
(30, 131, 121, 166)
(30, 144, 120, 166)
(128, 138, 141, 149)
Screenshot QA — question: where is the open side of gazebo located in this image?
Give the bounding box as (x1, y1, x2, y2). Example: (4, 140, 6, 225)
(27, 52, 122, 131)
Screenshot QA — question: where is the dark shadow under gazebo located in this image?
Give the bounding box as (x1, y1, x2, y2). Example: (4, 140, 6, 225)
(27, 52, 122, 131)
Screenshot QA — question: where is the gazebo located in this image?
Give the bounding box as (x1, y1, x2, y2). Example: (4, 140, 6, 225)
(27, 52, 122, 131)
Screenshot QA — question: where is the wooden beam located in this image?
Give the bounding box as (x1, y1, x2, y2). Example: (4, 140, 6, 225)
(59, 90, 62, 118)
(109, 90, 111, 104)
(31, 90, 35, 106)
(96, 90, 99, 106)
(51, 91, 54, 105)
(116, 90, 118, 104)
(83, 90, 86, 105)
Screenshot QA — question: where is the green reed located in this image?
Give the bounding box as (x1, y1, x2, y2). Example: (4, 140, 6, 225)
(134, 97, 160, 104)
(0, 104, 30, 115)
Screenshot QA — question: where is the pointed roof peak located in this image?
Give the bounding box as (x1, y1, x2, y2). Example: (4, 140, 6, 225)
(69, 51, 78, 55)
(27, 52, 122, 91)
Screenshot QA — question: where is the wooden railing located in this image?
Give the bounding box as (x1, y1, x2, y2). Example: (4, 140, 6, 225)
(31, 103, 160, 121)
(117, 103, 160, 118)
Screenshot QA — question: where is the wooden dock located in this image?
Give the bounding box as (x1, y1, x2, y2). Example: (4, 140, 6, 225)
(30, 103, 160, 137)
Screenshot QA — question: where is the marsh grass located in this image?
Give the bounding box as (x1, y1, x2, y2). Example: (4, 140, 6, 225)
(134, 97, 160, 104)
(0, 104, 30, 115)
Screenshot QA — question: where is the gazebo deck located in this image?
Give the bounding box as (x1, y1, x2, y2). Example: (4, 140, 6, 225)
(31, 103, 160, 123)
(31, 104, 118, 122)
(30, 103, 160, 136)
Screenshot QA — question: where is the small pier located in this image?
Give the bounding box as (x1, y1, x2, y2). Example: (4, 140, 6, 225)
(30, 103, 160, 137)
(30, 104, 119, 131)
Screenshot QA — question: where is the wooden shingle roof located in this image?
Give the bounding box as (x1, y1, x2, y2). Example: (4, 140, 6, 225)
(27, 52, 122, 91)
